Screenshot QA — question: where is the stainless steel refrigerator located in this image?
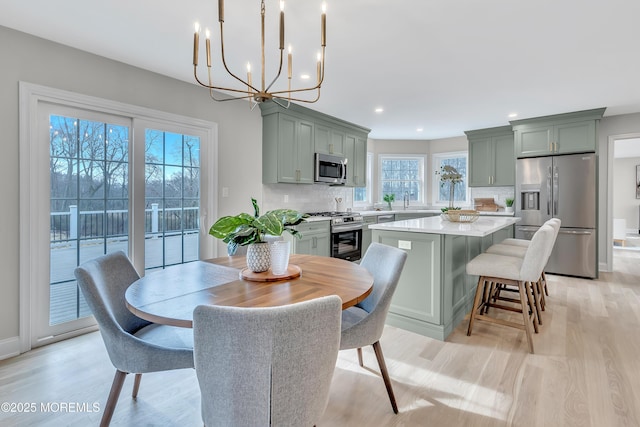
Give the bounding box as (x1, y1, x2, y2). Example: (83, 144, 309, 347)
(515, 153, 597, 278)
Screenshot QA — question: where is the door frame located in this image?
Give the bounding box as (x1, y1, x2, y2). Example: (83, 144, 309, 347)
(19, 82, 218, 353)
(605, 132, 640, 272)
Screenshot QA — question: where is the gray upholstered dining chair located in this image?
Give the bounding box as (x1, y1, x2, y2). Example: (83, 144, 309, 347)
(340, 242, 408, 414)
(74, 251, 194, 427)
(193, 295, 342, 426)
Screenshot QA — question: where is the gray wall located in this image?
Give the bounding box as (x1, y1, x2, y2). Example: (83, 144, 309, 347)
(0, 25, 263, 342)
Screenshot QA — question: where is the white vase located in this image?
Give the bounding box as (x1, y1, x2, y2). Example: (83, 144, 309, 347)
(270, 240, 291, 275)
(246, 242, 271, 273)
(505, 206, 514, 213)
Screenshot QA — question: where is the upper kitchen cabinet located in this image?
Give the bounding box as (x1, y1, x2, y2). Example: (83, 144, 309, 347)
(465, 126, 515, 187)
(261, 101, 370, 186)
(262, 108, 315, 184)
(511, 108, 605, 158)
(315, 123, 345, 156)
(344, 133, 368, 187)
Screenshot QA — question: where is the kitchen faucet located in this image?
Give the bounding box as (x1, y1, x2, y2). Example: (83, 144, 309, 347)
(403, 191, 409, 210)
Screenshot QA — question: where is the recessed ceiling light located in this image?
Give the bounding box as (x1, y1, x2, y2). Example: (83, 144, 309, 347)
(375, 107, 384, 113)
(416, 128, 423, 132)
(508, 113, 518, 118)
(300, 74, 310, 80)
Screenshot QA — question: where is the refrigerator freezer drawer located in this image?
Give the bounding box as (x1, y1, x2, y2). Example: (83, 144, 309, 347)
(515, 227, 597, 279)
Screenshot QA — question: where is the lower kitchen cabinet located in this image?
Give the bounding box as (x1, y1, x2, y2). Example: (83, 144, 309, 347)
(286, 221, 330, 257)
(372, 225, 514, 340)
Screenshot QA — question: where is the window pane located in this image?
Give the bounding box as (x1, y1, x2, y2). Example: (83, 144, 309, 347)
(380, 156, 424, 203)
(49, 115, 129, 326)
(144, 130, 201, 270)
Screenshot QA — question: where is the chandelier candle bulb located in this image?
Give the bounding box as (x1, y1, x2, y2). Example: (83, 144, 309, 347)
(321, 3, 326, 46)
(279, 1, 285, 50)
(193, 23, 199, 66)
(205, 29, 211, 67)
(317, 52, 322, 83)
(287, 45, 292, 79)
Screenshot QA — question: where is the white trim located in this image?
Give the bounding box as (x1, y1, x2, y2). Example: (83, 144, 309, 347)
(378, 154, 426, 204)
(19, 82, 218, 353)
(353, 152, 373, 206)
(0, 336, 21, 361)
(606, 132, 640, 273)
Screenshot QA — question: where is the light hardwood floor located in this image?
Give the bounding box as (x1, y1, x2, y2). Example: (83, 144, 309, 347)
(1, 250, 639, 426)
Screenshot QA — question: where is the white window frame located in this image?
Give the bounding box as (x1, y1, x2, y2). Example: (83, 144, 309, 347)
(432, 151, 469, 207)
(378, 154, 426, 205)
(19, 82, 218, 352)
(353, 152, 373, 206)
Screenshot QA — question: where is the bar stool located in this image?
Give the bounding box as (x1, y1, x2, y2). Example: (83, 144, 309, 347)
(466, 224, 554, 353)
(490, 219, 561, 304)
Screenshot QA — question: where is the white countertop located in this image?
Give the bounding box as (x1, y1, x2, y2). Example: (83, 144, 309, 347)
(368, 215, 520, 237)
(358, 209, 514, 217)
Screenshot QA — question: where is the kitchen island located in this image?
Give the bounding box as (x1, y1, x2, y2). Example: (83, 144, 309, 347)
(369, 216, 519, 340)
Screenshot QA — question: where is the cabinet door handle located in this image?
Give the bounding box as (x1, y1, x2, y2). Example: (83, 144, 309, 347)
(329, 143, 334, 154)
(550, 142, 553, 152)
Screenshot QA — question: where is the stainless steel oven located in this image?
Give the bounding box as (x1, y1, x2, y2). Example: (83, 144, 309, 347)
(331, 221, 363, 261)
(306, 211, 364, 261)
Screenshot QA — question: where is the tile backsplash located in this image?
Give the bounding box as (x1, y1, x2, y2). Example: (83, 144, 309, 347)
(470, 186, 515, 207)
(262, 184, 354, 213)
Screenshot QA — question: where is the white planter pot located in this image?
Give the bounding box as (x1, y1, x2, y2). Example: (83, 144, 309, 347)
(505, 206, 514, 213)
(246, 242, 271, 272)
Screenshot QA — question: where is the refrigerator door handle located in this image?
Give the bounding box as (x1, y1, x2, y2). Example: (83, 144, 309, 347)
(546, 165, 552, 215)
(558, 229, 592, 235)
(553, 165, 559, 215)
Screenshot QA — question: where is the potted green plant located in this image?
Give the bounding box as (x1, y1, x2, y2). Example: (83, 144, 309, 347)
(383, 193, 395, 210)
(209, 198, 304, 272)
(505, 197, 514, 213)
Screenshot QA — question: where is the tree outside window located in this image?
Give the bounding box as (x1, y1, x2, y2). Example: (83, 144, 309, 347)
(379, 155, 425, 204)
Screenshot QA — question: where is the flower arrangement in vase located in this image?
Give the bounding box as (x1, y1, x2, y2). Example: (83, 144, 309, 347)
(436, 165, 463, 209)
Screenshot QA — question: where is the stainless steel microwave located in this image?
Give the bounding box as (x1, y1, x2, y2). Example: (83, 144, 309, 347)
(314, 153, 346, 184)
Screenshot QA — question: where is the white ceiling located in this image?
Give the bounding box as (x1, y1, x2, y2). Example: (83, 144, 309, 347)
(2, 0, 640, 140)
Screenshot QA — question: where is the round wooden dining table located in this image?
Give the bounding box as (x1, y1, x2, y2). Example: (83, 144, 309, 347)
(125, 254, 374, 328)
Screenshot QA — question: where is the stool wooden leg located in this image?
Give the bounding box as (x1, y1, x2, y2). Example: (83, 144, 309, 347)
(525, 281, 539, 334)
(530, 280, 543, 326)
(518, 281, 535, 353)
(537, 278, 546, 310)
(542, 272, 549, 296)
(467, 276, 486, 336)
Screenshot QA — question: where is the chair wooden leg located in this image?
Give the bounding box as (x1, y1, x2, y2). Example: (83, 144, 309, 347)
(372, 341, 398, 414)
(467, 276, 486, 336)
(537, 278, 546, 310)
(525, 281, 539, 333)
(101, 370, 127, 427)
(517, 282, 535, 353)
(530, 280, 543, 326)
(542, 272, 549, 296)
(357, 348, 364, 367)
(132, 373, 142, 399)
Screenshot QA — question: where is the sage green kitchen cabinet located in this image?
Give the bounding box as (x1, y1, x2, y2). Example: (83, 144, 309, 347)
(286, 221, 330, 257)
(394, 212, 436, 220)
(465, 126, 514, 187)
(261, 101, 370, 185)
(372, 225, 514, 340)
(314, 123, 345, 156)
(262, 110, 314, 184)
(344, 133, 368, 187)
(511, 108, 605, 158)
(361, 215, 377, 255)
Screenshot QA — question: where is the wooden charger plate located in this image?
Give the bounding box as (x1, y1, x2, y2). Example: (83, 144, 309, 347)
(240, 264, 302, 282)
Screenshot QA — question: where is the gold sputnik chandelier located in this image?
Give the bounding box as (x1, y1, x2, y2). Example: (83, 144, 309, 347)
(192, 0, 327, 108)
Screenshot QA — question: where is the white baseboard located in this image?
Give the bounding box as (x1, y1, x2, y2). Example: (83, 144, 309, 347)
(0, 336, 21, 361)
